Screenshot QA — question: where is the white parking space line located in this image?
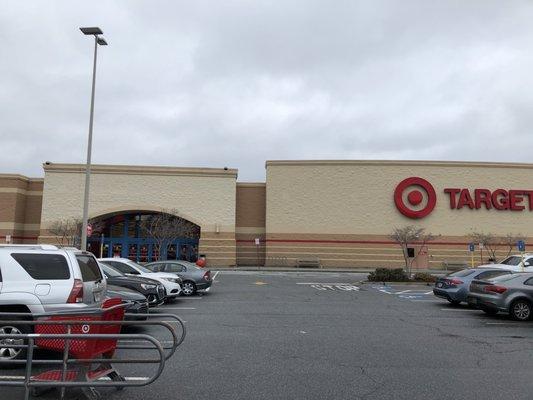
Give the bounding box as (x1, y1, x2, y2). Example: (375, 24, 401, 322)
(411, 299, 442, 302)
(440, 308, 476, 312)
(156, 307, 196, 310)
(296, 282, 358, 285)
(212, 271, 220, 280)
(394, 291, 433, 295)
(176, 296, 203, 300)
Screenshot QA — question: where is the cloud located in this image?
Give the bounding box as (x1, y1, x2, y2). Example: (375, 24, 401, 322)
(1, 0, 533, 181)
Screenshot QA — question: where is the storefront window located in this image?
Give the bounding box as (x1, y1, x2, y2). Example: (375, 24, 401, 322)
(111, 221, 124, 238)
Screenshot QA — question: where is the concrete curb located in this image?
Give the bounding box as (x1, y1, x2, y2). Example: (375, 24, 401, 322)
(212, 267, 448, 275)
(212, 267, 374, 273)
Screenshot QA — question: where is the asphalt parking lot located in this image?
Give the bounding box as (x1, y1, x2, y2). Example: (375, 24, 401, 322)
(3, 270, 533, 399)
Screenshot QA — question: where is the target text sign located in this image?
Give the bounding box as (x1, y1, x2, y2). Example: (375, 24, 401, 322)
(394, 177, 533, 219)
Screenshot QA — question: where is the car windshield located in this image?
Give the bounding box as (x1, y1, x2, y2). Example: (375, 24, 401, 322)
(500, 256, 523, 266)
(126, 260, 153, 274)
(101, 264, 123, 277)
(447, 269, 476, 278)
(143, 263, 159, 271)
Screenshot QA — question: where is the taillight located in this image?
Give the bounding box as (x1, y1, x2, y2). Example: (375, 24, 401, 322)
(449, 278, 463, 285)
(67, 279, 84, 303)
(203, 271, 211, 281)
(484, 285, 507, 294)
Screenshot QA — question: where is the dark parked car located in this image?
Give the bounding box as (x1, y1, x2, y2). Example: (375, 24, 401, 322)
(144, 260, 212, 296)
(433, 268, 513, 305)
(468, 272, 533, 321)
(106, 285, 149, 321)
(100, 263, 165, 307)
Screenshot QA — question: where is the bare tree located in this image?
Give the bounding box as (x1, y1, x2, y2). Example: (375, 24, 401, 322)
(501, 233, 526, 259)
(469, 231, 498, 264)
(140, 209, 200, 260)
(390, 226, 436, 276)
(48, 218, 82, 247)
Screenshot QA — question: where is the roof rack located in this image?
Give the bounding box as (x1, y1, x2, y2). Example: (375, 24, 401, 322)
(0, 244, 59, 250)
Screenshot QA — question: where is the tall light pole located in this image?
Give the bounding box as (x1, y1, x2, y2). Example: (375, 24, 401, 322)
(80, 27, 108, 251)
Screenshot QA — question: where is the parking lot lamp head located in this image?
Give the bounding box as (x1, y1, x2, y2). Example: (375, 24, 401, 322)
(79, 26, 108, 251)
(80, 27, 103, 35)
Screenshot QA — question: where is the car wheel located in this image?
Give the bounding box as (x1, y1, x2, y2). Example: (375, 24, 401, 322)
(0, 323, 31, 365)
(481, 307, 498, 316)
(510, 299, 532, 321)
(181, 281, 196, 296)
(448, 299, 461, 306)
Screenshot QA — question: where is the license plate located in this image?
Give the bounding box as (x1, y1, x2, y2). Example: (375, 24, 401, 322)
(437, 282, 443, 288)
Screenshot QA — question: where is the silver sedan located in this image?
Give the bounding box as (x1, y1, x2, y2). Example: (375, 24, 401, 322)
(144, 260, 212, 296)
(468, 272, 533, 321)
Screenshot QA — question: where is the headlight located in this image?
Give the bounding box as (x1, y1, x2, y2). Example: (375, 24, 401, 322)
(162, 278, 179, 283)
(140, 283, 156, 290)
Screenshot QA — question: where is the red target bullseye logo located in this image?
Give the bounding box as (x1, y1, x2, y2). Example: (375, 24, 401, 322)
(394, 177, 436, 219)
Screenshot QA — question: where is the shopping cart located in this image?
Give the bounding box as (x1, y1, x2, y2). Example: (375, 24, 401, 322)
(31, 298, 126, 398)
(0, 303, 185, 400)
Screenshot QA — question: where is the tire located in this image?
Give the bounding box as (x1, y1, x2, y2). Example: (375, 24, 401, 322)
(181, 281, 196, 296)
(481, 307, 498, 316)
(0, 321, 31, 365)
(448, 299, 461, 306)
(510, 299, 532, 321)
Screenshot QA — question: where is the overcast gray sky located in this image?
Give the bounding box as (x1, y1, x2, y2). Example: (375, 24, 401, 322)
(2, 1, 533, 181)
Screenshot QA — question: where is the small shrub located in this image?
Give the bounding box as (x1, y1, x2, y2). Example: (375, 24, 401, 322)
(367, 268, 409, 282)
(412, 272, 436, 283)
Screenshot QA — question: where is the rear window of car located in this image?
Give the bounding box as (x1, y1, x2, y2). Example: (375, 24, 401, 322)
(11, 253, 70, 280)
(475, 270, 511, 280)
(489, 274, 520, 283)
(447, 269, 475, 278)
(76, 255, 102, 282)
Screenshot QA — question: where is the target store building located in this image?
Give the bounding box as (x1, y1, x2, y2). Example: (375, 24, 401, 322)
(1, 160, 532, 269)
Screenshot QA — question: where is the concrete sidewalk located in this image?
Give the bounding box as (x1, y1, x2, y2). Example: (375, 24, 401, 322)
(211, 266, 450, 275)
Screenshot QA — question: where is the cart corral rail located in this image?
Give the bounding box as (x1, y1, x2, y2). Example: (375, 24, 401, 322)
(0, 300, 186, 400)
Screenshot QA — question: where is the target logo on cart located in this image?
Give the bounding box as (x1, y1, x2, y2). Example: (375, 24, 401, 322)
(81, 324, 90, 334)
(394, 177, 437, 219)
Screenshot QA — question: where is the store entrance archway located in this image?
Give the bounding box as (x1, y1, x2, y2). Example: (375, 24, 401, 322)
(86, 211, 200, 263)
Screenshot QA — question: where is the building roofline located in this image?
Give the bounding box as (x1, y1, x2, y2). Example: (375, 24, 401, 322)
(43, 163, 238, 178)
(0, 174, 44, 182)
(237, 182, 266, 187)
(265, 159, 533, 169)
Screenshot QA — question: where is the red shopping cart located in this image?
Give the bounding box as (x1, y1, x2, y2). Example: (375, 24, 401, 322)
(31, 298, 126, 398)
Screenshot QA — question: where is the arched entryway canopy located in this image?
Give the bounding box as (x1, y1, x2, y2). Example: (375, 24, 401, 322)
(87, 210, 200, 263)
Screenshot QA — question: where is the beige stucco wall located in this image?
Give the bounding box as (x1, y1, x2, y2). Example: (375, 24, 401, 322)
(266, 160, 533, 235)
(40, 163, 237, 266)
(265, 160, 533, 268)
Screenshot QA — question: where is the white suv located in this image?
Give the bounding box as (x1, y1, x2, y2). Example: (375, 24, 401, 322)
(479, 254, 533, 272)
(0, 245, 107, 361)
